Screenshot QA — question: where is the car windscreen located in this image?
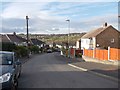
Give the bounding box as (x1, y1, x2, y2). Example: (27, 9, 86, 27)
(0, 53, 13, 65)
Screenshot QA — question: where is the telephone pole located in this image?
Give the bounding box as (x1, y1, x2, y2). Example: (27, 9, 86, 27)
(26, 16, 29, 58)
(26, 16, 29, 46)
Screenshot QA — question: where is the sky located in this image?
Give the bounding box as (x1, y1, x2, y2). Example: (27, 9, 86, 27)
(0, 0, 119, 34)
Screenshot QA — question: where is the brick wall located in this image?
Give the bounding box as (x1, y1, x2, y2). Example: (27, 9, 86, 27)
(96, 26, 120, 49)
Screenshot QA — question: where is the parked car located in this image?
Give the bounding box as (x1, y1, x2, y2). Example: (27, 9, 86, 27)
(47, 49, 52, 53)
(0, 51, 22, 90)
(53, 48, 61, 52)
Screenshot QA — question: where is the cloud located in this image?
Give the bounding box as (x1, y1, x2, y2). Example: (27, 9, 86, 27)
(1, 2, 118, 34)
(1, 0, 119, 2)
(1, 2, 48, 19)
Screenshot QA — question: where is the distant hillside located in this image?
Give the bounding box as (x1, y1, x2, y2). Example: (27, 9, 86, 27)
(18, 33, 86, 45)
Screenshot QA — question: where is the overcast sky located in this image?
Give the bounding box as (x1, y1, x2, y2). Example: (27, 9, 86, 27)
(0, 0, 119, 34)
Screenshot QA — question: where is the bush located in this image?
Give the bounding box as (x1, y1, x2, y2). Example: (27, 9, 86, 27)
(79, 53, 82, 57)
(61, 46, 66, 54)
(0, 42, 16, 51)
(75, 53, 82, 58)
(14, 46, 29, 58)
(29, 45, 39, 54)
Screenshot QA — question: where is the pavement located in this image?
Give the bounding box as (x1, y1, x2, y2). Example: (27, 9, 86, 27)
(82, 55, 120, 66)
(61, 54, 119, 82)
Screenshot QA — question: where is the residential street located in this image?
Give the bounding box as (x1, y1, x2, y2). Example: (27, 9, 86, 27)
(18, 52, 118, 88)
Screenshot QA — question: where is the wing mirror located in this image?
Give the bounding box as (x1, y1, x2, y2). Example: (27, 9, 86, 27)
(16, 62, 21, 65)
(16, 60, 21, 65)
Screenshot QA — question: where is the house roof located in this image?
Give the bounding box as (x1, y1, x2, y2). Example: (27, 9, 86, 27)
(31, 38, 45, 45)
(7, 34, 26, 43)
(1, 33, 26, 43)
(1, 35, 11, 42)
(81, 25, 119, 39)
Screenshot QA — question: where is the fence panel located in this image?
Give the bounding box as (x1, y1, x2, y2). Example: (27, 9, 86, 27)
(99, 50, 104, 60)
(84, 49, 87, 56)
(90, 50, 93, 57)
(95, 49, 100, 60)
(88, 50, 90, 57)
(118, 49, 120, 60)
(103, 50, 108, 60)
(110, 48, 116, 60)
(84, 49, 93, 57)
(110, 48, 120, 60)
(70, 48, 74, 56)
(84, 48, 119, 60)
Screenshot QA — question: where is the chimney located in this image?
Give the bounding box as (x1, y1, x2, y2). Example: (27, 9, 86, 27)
(13, 32, 16, 35)
(103, 22, 107, 28)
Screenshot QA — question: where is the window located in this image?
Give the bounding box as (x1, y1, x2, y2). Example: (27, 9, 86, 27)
(0, 53, 13, 65)
(111, 39, 114, 43)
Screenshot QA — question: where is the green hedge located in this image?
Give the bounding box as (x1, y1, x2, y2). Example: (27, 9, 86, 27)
(1, 42, 40, 57)
(0, 42, 16, 51)
(14, 46, 29, 58)
(29, 45, 39, 54)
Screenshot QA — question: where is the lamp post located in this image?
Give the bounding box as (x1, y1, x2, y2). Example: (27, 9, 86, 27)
(26, 16, 29, 58)
(66, 19, 70, 48)
(66, 19, 70, 58)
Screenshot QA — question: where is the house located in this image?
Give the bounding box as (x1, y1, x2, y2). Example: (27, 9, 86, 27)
(75, 33, 86, 49)
(76, 40, 81, 49)
(81, 23, 120, 49)
(1, 32, 27, 46)
(30, 38, 45, 48)
(58, 41, 75, 49)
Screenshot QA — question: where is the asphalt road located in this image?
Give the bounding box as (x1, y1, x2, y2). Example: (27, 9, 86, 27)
(18, 52, 118, 88)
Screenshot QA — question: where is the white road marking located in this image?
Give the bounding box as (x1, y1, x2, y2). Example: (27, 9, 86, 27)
(68, 64, 88, 71)
(68, 63, 119, 82)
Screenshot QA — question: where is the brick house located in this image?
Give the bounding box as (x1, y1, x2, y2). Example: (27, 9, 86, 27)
(81, 23, 120, 49)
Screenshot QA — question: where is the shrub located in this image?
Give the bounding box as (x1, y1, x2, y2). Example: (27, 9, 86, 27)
(79, 53, 82, 57)
(29, 45, 39, 54)
(14, 46, 28, 58)
(0, 42, 16, 51)
(75, 53, 82, 58)
(61, 46, 66, 54)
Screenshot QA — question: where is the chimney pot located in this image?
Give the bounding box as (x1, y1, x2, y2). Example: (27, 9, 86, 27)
(105, 22, 107, 27)
(103, 22, 107, 28)
(13, 32, 16, 35)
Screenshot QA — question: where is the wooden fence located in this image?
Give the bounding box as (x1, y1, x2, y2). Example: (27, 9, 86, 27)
(84, 48, 120, 60)
(110, 48, 120, 60)
(64, 48, 83, 57)
(70, 48, 75, 57)
(94, 49, 108, 60)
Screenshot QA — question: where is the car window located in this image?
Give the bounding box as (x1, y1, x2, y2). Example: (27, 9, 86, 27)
(0, 53, 13, 65)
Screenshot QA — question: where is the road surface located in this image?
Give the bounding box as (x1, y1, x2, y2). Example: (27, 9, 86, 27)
(18, 52, 118, 88)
